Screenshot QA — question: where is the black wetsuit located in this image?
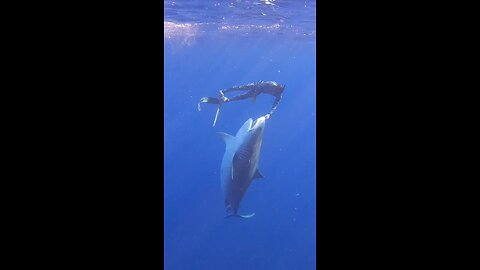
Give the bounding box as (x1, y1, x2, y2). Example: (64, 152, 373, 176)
(198, 81, 285, 116)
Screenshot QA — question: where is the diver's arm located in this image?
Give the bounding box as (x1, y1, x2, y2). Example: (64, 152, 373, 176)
(269, 95, 282, 115)
(264, 95, 281, 119)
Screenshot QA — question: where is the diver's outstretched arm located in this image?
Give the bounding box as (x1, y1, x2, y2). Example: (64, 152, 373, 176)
(268, 95, 282, 115)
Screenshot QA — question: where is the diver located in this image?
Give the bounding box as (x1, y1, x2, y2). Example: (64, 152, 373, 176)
(198, 81, 286, 126)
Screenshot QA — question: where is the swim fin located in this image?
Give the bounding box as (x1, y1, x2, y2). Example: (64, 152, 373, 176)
(198, 97, 220, 111)
(213, 104, 221, 127)
(197, 96, 225, 127)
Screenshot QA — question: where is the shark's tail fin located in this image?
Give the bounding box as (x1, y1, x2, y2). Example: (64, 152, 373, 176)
(224, 213, 255, 219)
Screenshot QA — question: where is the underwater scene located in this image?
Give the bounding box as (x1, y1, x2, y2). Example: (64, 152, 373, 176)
(165, 1, 316, 269)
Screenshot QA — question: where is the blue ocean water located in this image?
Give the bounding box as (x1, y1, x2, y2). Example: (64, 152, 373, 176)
(164, 1, 316, 269)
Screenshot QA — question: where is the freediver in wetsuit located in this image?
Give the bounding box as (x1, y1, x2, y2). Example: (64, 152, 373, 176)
(198, 81, 285, 126)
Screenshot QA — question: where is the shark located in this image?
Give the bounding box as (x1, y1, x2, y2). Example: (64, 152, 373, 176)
(217, 115, 267, 218)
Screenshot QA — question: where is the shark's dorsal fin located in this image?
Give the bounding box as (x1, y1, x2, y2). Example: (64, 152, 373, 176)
(217, 132, 235, 145)
(253, 169, 264, 179)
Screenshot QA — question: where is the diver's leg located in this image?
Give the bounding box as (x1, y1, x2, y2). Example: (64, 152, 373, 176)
(219, 87, 250, 98)
(219, 83, 258, 96)
(226, 91, 257, 102)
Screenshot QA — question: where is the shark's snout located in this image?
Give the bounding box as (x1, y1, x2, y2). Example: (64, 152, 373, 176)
(251, 116, 266, 130)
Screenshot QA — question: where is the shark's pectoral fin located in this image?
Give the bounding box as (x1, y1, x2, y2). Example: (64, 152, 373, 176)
(253, 169, 264, 179)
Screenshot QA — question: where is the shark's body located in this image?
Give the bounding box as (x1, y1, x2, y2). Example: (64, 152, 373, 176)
(218, 116, 267, 218)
